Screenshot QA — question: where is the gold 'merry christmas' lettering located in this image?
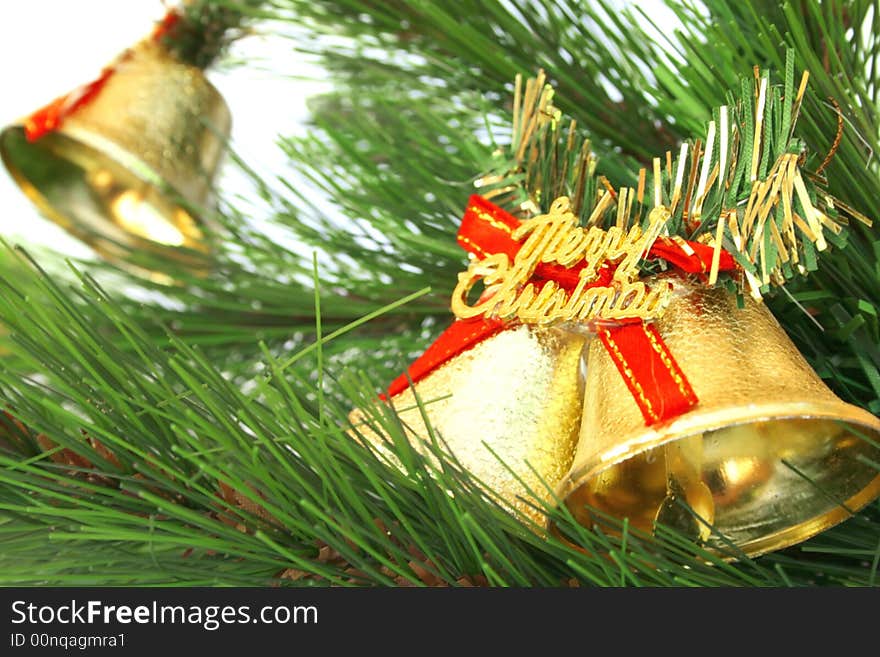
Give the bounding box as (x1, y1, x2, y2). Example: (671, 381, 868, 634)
(450, 199, 671, 326)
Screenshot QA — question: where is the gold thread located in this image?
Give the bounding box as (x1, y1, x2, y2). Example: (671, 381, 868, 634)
(471, 207, 514, 235)
(456, 234, 492, 259)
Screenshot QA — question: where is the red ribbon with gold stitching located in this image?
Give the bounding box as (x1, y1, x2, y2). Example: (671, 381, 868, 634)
(597, 321, 698, 424)
(387, 195, 736, 425)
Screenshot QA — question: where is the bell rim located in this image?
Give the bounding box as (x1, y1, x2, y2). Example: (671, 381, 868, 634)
(556, 398, 880, 558)
(730, 473, 880, 558)
(0, 123, 216, 279)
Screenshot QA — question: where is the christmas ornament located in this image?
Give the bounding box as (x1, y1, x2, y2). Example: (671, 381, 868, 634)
(352, 319, 586, 524)
(0, 9, 230, 277)
(561, 278, 880, 556)
(354, 66, 880, 557)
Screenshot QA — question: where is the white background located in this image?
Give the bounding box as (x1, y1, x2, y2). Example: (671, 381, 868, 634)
(0, 1, 676, 258)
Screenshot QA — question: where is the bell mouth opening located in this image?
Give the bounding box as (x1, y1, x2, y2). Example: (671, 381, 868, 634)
(0, 125, 211, 276)
(559, 404, 880, 558)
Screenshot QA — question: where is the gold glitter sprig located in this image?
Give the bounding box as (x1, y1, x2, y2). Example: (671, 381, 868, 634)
(475, 52, 869, 298)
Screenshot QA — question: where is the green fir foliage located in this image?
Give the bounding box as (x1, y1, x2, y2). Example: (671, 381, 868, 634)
(1, 0, 879, 585)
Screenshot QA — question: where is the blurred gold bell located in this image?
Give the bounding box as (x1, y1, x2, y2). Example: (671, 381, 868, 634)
(0, 38, 230, 276)
(557, 280, 880, 557)
(351, 324, 586, 524)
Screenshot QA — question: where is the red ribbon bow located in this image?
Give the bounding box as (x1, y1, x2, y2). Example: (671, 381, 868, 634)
(387, 195, 738, 426)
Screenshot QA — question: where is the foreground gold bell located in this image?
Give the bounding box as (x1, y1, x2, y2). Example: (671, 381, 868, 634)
(352, 325, 586, 524)
(0, 39, 230, 275)
(557, 280, 880, 557)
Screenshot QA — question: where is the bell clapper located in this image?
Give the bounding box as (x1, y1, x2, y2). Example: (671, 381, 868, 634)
(654, 434, 715, 543)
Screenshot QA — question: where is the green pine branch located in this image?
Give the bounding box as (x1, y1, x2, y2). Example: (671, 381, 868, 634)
(1, 0, 879, 585)
(0, 248, 878, 586)
(159, 0, 270, 69)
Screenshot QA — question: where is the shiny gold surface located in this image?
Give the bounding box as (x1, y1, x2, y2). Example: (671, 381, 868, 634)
(0, 40, 230, 275)
(352, 325, 586, 524)
(558, 280, 880, 557)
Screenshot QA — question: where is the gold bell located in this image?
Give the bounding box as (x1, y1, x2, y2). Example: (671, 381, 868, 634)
(557, 280, 880, 557)
(352, 325, 586, 524)
(0, 38, 230, 276)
